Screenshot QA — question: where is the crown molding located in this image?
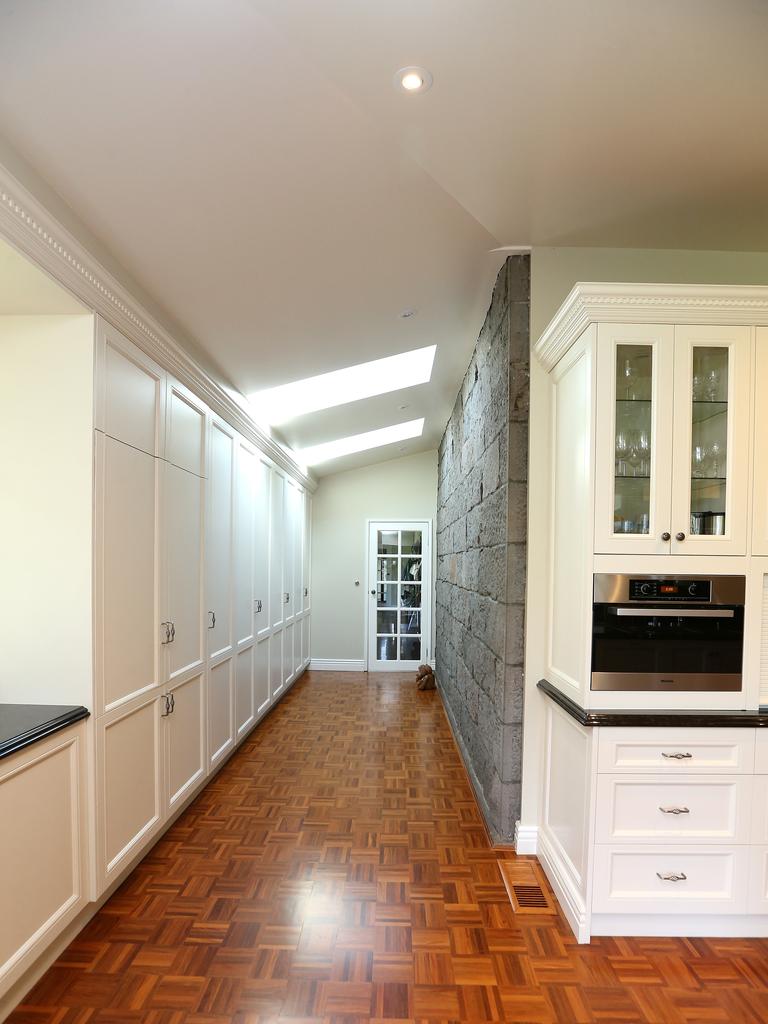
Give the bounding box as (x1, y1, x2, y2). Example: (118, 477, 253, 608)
(535, 281, 768, 372)
(0, 161, 316, 491)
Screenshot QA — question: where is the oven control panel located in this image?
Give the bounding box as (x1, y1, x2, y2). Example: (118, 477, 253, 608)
(628, 578, 711, 602)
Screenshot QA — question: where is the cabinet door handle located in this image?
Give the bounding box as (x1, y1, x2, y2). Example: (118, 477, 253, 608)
(661, 532, 671, 542)
(659, 806, 690, 815)
(161, 694, 171, 717)
(284, 592, 290, 604)
(208, 610, 216, 629)
(656, 871, 687, 882)
(662, 751, 693, 760)
(160, 621, 172, 644)
(170, 693, 175, 714)
(170, 622, 176, 642)
(255, 599, 262, 613)
(675, 532, 686, 542)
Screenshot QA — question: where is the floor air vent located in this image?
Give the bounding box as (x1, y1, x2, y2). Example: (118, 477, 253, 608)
(498, 859, 557, 915)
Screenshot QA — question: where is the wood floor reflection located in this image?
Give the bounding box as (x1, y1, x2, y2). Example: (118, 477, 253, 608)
(9, 672, 768, 1023)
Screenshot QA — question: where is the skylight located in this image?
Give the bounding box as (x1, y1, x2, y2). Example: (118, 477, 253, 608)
(296, 419, 425, 466)
(248, 345, 436, 425)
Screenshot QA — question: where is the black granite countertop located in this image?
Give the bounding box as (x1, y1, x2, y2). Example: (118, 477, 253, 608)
(538, 679, 768, 728)
(0, 704, 90, 760)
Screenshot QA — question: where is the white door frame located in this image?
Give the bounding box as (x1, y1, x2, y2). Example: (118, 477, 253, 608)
(365, 519, 432, 673)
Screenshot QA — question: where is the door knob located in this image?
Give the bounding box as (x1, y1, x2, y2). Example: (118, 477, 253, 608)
(661, 532, 671, 541)
(675, 532, 686, 542)
(370, 589, 376, 596)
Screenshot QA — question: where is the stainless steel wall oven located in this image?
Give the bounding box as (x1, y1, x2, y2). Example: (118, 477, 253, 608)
(591, 574, 745, 692)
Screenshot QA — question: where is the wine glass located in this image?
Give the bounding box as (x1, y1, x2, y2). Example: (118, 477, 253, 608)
(622, 359, 637, 400)
(692, 444, 707, 478)
(637, 430, 650, 477)
(706, 368, 720, 402)
(709, 440, 724, 478)
(615, 431, 628, 476)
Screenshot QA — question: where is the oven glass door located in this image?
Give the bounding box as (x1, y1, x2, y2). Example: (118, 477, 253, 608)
(591, 604, 744, 691)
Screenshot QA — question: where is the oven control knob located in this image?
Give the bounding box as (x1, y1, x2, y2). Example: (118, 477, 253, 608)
(640, 583, 653, 596)
(688, 583, 698, 596)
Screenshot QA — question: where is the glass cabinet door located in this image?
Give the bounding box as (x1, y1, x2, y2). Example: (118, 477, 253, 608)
(594, 325, 674, 554)
(671, 326, 751, 555)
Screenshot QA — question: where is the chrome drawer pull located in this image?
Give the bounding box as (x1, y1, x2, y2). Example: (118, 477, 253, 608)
(657, 871, 687, 882)
(659, 806, 690, 815)
(662, 751, 693, 760)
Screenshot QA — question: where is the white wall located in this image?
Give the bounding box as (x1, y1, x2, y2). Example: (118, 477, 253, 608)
(521, 246, 768, 835)
(0, 315, 95, 706)
(310, 450, 438, 664)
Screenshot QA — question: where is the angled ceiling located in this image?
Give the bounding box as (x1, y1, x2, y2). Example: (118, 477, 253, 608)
(0, 0, 766, 474)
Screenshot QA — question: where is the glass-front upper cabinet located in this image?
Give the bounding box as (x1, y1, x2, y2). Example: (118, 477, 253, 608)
(670, 325, 751, 555)
(594, 324, 674, 554)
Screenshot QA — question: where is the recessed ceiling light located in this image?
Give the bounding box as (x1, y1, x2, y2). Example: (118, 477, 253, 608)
(399, 307, 417, 318)
(297, 419, 425, 466)
(394, 66, 433, 93)
(398, 403, 409, 410)
(249, 345, 436, 425)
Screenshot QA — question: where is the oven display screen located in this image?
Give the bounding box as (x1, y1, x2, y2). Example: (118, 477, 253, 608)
(659, 584, 678, 595)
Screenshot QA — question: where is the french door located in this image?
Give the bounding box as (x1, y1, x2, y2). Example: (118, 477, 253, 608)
(367, 520, 431, 672)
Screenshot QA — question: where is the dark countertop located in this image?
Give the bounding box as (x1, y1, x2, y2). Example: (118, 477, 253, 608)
(0, 704, 90, 760)
(538, 679, 768, 728)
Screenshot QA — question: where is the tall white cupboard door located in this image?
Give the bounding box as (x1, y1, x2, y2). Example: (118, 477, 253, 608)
(270, 469, 285, 630)
(164, 463, 205, 683)
(270, 631, 283, 700)
(96, 434, 160, 715)
(594, 324, 674, 554)
(96, 319, 165, 457)
(752, 329, 768, 555)
(284, 623, 295, 686)
(208, 657, 233, 766)
(98, 693, 162, 887)
(255, 458, 271, 640)
(255, 638, 270, 716)
(206, 419, 235, 660)
(303, 493, 311, 614)
(235, 646, 254, 738)
(165, 671, 206, 812)
(284, 479, 296, 625)
(166, 378, 207, 477)
(670, 325, 751, 555)
(235, 441, 257, 649)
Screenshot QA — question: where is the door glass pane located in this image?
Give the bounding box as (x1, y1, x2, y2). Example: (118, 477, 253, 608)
(614, 344, 652, 535)
(377, 557, 398, 581)
(378, 530, 399, 554)
(401, 557, 422, 582)
(377, 637, 397, 661)
(401, 584, 421, 608)
(400, 610, 421, 634)
(400, 637, 421, 661)
(377, 610, 397, 634)
(377, 584, 398, 608)
(401, 530, 423, 554)
(690, 347, 728, 535)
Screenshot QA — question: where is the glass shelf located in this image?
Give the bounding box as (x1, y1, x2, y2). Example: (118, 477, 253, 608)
(616, 474, 650, 481)
(616, 398, 651, 404)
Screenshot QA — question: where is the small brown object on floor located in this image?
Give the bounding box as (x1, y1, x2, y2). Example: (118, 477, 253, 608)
(417, 667, 436, 690)
(498, 857, 557, 915)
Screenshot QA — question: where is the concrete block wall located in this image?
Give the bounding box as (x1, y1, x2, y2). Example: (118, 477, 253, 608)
(435, 255, 530, 842)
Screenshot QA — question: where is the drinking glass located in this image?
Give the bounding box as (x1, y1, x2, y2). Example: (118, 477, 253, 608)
(615, 431, 628, 476)
(692, 373, 704, 401)
(706, 368, 720, 402)
(622, 359, 637, 400)
(709, 440, 724, 478)
(637, 430, 650, 477)
(691, 444, 707, 478)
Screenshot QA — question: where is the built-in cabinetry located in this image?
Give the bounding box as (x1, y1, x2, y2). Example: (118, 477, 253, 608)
(94, 320, 312, 892)
(0, 722, 89, 996)
(538, 691, 768, 941)
(535, 283, 768, 710)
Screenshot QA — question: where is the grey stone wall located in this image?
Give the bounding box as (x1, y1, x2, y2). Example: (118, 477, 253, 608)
(435, 255, 529, 842)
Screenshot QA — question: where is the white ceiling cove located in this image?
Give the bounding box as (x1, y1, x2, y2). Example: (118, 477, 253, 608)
(0, 0, 766, 473)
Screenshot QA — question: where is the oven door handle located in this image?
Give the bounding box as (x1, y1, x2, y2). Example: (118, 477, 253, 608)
(609, 608, 735, 618)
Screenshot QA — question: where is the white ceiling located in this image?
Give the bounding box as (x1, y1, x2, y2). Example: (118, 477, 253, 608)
(0, 0, 766, 474)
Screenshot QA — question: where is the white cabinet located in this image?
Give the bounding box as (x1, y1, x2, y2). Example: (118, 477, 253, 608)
(164, 462, 205, 684)
(0, 723, 89, 995)
(752, 328, 768, 556)
(165, 670, 206, 812)
(96, 320, 165, 457)
(95, 434, 161, 716)
(270, 469, 285, 631)
(166, 378, 207, 477)
(206, 418, 235, 661)
(254, 457, 271, 641)
(594, 322, 751, 556)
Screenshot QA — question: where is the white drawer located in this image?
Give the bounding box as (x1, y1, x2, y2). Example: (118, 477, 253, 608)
(597, 728, 755, 775)
(592, 845, 748, 915)
(755, 731, 768, 774)
(748, 846, 768, 913)
(595, 775, 751, 844)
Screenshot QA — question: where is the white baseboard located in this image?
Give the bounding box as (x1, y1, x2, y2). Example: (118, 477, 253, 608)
(514, 822, 539, 855)
(537, 827, 590, 943)
(309, 659, 366, 672)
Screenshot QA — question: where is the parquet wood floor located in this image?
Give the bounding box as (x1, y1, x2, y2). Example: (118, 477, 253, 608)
(10, 672, 768, 1023)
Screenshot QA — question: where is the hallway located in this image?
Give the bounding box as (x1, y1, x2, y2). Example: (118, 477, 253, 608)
(10, 673, 768, 1024)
